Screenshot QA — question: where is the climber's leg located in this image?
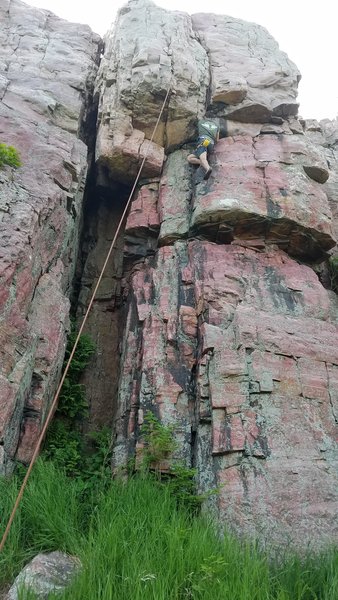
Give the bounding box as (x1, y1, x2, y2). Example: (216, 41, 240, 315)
(187, 153, 201, 165)
(199, 150, 212, 179)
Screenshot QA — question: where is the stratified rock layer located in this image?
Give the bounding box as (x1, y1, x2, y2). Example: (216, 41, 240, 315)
(190, 133, 334, 259)
(108, 1, 338, 550)
(0, 0, 100, 472)
(115, 240, 338, 549)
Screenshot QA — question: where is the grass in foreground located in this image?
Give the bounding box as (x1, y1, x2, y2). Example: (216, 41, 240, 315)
(0, 460, 337, 599)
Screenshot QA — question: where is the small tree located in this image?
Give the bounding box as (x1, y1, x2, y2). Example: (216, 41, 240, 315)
(0, 143, 21, 169)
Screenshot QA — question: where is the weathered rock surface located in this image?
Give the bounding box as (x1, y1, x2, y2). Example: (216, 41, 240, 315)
(306, 118, 338, 242)
(192, 13, 300, 122)
(6, 551, 80, 599)
(0, 0, 100, 472)
(134, 125, 335, 261)
(114, 240, 338, 549)
(109, 2, 338, 552)
(95, 0, 302, 186)
(191, 133, 334, 259)
(95, 0, 209, 184)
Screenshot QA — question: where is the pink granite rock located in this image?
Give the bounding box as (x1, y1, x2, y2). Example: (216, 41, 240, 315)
(191, 134, 334, 259)
(306, 118, 338, 241)
(107, 15, 337, 550)
(114, 238, 338, 549)
(6, 551, 80, 599)
(0, 0, 100, 472)
(1, 0, 337, 555)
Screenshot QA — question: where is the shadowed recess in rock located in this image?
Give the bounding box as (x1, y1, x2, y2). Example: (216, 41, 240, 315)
(75, 180, 131, 431)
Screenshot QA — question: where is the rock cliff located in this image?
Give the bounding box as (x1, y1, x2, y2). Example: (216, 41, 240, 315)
(0, 0, 101, 471)
(0, 0, 337, 550)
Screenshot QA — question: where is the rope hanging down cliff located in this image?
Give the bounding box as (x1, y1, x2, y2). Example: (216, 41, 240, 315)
(0, 84, 172, 554)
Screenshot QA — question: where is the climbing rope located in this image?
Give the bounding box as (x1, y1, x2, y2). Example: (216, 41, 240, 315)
(0, 84, 172, 553)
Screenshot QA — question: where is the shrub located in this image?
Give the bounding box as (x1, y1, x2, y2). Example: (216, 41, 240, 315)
(57, 327, 95, 419)
(329, 255, 338, 293)
(0, 143, 21, 169)
(140, 411, 177, 468)
(43, 421, 83, 477)
(43, 326, 96, 476)
(139, 411, 211, 512)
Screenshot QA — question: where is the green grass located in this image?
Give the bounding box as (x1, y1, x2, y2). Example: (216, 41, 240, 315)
(0, 460, 337, 599)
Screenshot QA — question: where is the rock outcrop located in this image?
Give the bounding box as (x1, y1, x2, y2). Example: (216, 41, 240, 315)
(0, 0, 100, 472)
(192, 12, 300, 121)
(0, 0, 337, 551)
(105, 0, 338, 550)
(6, 552, 80, 599)
(95, 0, 209, 184)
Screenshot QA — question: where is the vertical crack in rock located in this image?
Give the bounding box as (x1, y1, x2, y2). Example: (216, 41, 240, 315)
(325, 362, 338, 425)
(75, 179, 131, 431)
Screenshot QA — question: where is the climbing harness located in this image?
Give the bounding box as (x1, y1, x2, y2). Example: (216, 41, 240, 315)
(200, 138, 212, 148)
(0, 84, 172, 554)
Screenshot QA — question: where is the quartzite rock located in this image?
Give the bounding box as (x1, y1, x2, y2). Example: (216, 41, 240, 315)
(305, 118, 338, 242)
(0, 0, 100, 472)
(128, 126, 334, 261)
(191, 133, 334, 259)
(1, 0, 337, 553)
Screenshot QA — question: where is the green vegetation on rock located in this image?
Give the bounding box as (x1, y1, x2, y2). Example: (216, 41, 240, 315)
(57, 326, 96, 419)
(43, 325, 101, 480)
(140, 411, 177, 468)
(140, 411, 216, 512)
(0, 143, 21, 169)
(329, 255, 338, 293)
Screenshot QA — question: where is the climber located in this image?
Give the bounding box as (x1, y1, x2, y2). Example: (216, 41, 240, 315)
(187, 118, 220, 180)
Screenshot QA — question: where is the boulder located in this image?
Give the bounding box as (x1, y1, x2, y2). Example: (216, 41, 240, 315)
(6, 552, 80, 599)
(95, 0, 209, 184)
(192, 13, 300, 122)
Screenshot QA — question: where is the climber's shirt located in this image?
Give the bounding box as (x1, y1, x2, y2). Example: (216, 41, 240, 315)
(198, 119, 219, 143)
(194, 119, 219, 157)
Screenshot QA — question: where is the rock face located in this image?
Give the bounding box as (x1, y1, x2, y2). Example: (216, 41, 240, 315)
(0, 0, 337, 552)
(95, 0, 301, 187)
(106, 0, 338, 550)
(75, 185, 128, 429)
(0, 0, 100, 473)
(95, 0, 209, 185)
(114, 241, 338, 548)
(6, 552, 80, 599)
(191, 13, 300, 121)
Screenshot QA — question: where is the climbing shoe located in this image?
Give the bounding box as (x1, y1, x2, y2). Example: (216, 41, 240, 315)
(204, 167, 212, 180)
